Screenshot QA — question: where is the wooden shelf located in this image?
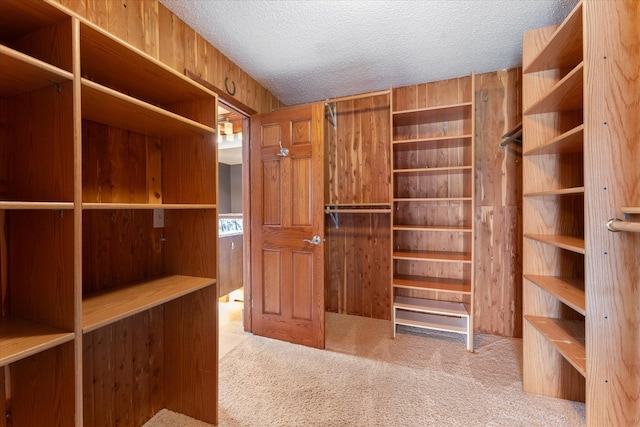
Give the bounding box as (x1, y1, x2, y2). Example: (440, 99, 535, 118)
(524, 186, 584, 197)
(524, 1, 583, 73)
(0, 0, 70, 42)
(392, 102, 472, 127)
(395, 296, 469, 317)
(0, 45, 72, 98)
(394, 165, 472, 174)
(82, 275, 215, 333)
(393, 225, 472, 233)
(524, 125, 583, 156)
(524, 234, 585, 254)
(393, 274, 471, 294)
(526, 315, 586, 377)
(395, 309, 468, 334)
(0, 315, 74, 367)
(0, 201, 74, 210)
(82, 203, 217, 210)
(621, 207, 640, 215)
(525, 62, 583, 115)
(81, 79, 215, 138)
(79, 22, 215, 107)
(524, 275, 585, 315)
(393, 250, 472, 263)
(392, 135, 472, 146)
(324, 204, 391, 214)
(391, 75, 475, 351)
(394, 197, 472, 202)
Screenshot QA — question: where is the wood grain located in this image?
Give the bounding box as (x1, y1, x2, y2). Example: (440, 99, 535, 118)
(324, 213, 391, 319)
(473, 69, 523, 337)
(82, 275, 215, 333)
(82, 209, 164, 295)
(164, 287, 218, 425)
(8, 210, 74, 330)
(7, 82, 74, 202)
(0, 366, 5, 427)
(583, 1, 640, 425)
(325, 94, 391, 205)
(83, 307, 165, 427)
(11, 342, 75, 427)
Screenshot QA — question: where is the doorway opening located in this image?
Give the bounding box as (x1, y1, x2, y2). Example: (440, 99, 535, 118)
(217, 99, 251, 358)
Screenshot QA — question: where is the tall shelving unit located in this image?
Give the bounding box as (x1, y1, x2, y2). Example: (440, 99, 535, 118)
(390, 74, 475, 351)
(0, 1, 219, 425)
(522, 1, 640, 425)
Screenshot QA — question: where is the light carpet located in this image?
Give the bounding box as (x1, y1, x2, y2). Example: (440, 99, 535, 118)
(145, 312, 586, 426)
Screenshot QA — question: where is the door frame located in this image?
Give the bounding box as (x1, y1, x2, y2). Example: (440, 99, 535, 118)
(183, 71, 258, 332)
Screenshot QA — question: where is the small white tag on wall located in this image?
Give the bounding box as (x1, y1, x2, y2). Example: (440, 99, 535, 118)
(153, 208, 164, 228)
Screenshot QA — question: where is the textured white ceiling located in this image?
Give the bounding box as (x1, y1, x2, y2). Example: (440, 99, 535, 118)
(160, 0, 579, 106)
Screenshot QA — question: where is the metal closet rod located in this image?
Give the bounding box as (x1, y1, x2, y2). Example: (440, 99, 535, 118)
(499, 122, 523, 148)
(324, 88, 391, 104)
(324, 88, 392, 131)
(606, 207, 640, 233)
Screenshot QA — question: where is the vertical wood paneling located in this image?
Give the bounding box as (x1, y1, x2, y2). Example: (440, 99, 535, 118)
(83, 308, 165, 427)
(0, 367, 6, 427)
(326, 95, 390, 204)
(11, 343, 75, 427)
(157, 4, 184, 73)
(324, 93, 391, 320)
(474, 69, 523, 337)
(163, 209, 218, 279)
(82, 210, 164, 295)
(82, 121, 151, 204)
(324, 213, 391, 319)
(7, 83, 74, 202)
(164, 287, 217, 425)
(9, 210, 75, 330)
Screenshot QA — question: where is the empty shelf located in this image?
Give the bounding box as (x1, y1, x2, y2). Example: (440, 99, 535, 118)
(0, 316, 74, 367)
(526, 315, 586, 377)
(82, 275, 216, 333)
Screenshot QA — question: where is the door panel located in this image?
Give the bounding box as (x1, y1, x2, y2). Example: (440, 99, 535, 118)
(262, 250, 282, 315)
(250, 103, 325, 348)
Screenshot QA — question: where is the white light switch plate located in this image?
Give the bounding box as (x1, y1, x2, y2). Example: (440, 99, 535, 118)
(153, 208, 164, 228)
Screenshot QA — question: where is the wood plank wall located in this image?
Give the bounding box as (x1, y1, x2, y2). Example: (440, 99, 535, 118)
(54, 0, 284, 114)
(52, 0, 523, 337)
(324, 95, 391, 320)
(325, 70, 523, 337)
(474, 69, 522, 337)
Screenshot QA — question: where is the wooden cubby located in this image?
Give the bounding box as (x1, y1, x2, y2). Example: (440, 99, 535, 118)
(390, 74, 475, 351)
(523, 1, 640, 424)
(1, 0, 219, 425)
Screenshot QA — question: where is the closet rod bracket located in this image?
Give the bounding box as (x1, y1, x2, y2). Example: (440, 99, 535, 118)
(325, 102, 337, 130)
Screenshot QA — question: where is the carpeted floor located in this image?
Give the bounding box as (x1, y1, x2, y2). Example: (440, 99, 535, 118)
(145, 312, 586, 426)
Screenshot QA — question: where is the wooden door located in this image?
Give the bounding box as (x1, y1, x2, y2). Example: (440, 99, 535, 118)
(250, 103, 325, 348)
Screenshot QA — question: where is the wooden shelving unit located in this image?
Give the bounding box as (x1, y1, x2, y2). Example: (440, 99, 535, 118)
(1, 1, 219, 425)
(523, 1, 640, 424)
(390, 74, 475, 351)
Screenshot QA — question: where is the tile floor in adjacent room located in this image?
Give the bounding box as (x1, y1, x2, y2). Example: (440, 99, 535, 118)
(219, 291, 250, 359)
